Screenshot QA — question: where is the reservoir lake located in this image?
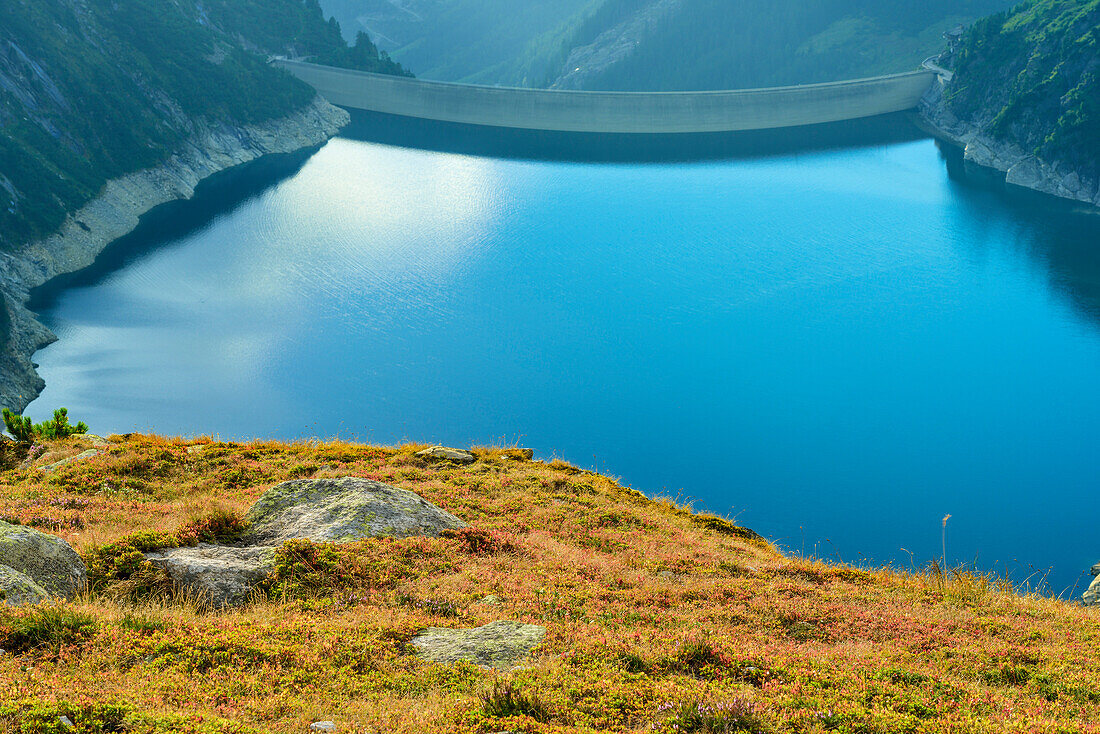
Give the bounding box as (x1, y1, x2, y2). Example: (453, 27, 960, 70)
(27, 113, 1100, 595)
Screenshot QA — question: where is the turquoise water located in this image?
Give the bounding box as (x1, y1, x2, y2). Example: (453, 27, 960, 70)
(27, 115, 1100, 594)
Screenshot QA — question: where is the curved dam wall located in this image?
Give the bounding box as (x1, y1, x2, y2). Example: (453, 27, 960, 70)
(273, 60, 936, 134)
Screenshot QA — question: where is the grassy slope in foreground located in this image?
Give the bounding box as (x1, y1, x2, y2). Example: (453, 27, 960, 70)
(1, 435, 1099, 733)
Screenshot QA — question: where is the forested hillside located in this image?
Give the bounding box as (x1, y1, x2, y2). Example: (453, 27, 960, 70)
(0, 0, 403, 252)
(944, 0, 1099, 185)
(319, 0, 595, 84)
(565, 0, 1016, 90)
(321, 0, 1014, 88)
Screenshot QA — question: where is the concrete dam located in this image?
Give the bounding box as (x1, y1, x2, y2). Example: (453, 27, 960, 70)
(273, 59, 936, 135)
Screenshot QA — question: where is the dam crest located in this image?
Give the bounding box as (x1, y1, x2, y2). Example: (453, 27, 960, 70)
(273, 59, 936, 135)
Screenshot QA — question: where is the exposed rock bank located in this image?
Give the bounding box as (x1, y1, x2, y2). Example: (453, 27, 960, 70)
(0, 95, 349, 413)
(919, 78, 1100, 209)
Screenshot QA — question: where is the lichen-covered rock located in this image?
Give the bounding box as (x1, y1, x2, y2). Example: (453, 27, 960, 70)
(0, 520, 86, 598)
(410, 620, 545, 670)
(1084, 575, 1100, 607)
(38, 448, 102, 473)
(415, 446, 475, 464)
(143, 544, 275, 607)
(0, 563, 48, 606)
(242, 478, 466, 545)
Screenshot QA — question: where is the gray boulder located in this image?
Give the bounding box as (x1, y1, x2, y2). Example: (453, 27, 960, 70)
(1084, 575, 1100, 607)
(38, 449, 103, 473)
(0, 520, 87, 599)
(410, 620, 545, 670)
(0, 564, 49, 606)
(241, 478, 466, 545)
(415, 446, 475, 464)
(143, 544, 275, 607)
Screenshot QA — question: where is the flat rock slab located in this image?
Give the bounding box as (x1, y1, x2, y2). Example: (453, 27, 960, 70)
(0, 563, 49, 606)
(77, 434, 111, 448)
(410, 620, 545, 670)
(242, 477, 466, 545)
(0, 520, 86, 599)
(144, 544, 275, 607)
(1084, 575, 1100, 607)
(416, 446, 475, 464)
(38, 449, 103, 473)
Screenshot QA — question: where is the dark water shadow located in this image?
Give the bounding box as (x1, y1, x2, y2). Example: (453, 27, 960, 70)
(27, 147, 319, 315)
(340, 109, 931, 164)
(935, 140, 1100, 327)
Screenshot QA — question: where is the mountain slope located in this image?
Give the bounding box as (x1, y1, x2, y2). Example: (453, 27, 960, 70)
(0, 0, 403, 253)
(319, 0, 595, 83)
(565, 0, 1017, 90)
(935, 0, 1099, 197)
(320, 0, 1017, 88)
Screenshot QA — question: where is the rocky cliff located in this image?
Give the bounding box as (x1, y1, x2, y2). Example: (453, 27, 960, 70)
(920, 77, 1099, 208)
(918, 0, 1099, 209)
(0, 96, 349, 413)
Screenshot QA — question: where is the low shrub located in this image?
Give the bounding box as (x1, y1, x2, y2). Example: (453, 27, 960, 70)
(83, 511, 246, 593)
(675, 637, 727, 675)
(440, 527, 519, 555)
(1, 604, 99, 654)
(655, 697, 767, 733)
(480, 680, 551, 723)
(264, 539, 365, 598)
(0, 700, 128, 733)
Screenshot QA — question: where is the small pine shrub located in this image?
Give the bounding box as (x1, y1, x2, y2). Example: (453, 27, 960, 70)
(2, 407, 88, 442)
(480, 680, 551, 723)
(1, 604, 99, 654)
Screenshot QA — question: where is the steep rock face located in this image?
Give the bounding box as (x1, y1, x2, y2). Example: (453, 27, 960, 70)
(242, 477, 467, 545)
(0, 519, 87, 599)
(918, 1, 1099, 209)
(0, 96, 349, 412)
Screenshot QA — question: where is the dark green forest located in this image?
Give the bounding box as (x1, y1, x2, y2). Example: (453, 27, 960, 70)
(318, 0, 1016, 88)
(573, 0, 1015, 90)
(0, 0, 404, 252)
(946, 0, 1099, 181)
